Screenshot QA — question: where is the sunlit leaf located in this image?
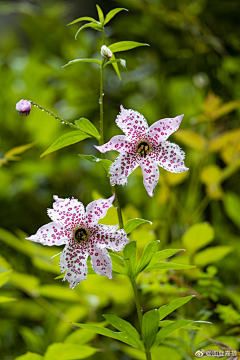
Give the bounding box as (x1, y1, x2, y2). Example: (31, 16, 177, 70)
(75, 22, 102, 39)
(158, 296, 195, 320)
(109, 41, 149, 53)
(67, 17, 100, 26)
(149, 249, 184, 264)
(0, 269, 13, 287)
(15, 353, 43, 360)
(5, 142, 36, 160)
(136, 241, 159, 275)
(173, 130, 206, 150)
(44, 343, 97, 360)
(103, 314, 144, 350)
(64, 329, 96, 345)
(152, 320, 194, 348)
(182, 223, 214, 255)
(96, 4, 104, 24)
(200, 165, 222, 185)
(75, 118, 100, 139)
(142, 309, 159, 351)
(41, 132, 91, 157)
(194, 246, 233, 266)
(223, 192, 240, 228)
(0, 296, 16, 303)
(124, 218, 152, 234)
(104, 8, 128, 25)
(72, 322, 140, 348)
(145, 262, 195, 272)
(63, 58, 102, 68)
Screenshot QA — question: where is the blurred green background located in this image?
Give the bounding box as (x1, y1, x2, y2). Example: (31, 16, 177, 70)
(1, 0, 240, 359)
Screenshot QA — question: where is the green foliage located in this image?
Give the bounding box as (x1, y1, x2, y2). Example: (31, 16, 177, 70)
(109, 41, 149, 53)
(142, 309, 159, 351)
(124, 218, 152, 234)
(75, 118, 100, 139)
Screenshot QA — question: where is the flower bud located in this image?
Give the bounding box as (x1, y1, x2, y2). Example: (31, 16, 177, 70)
(101, 45, 112, 59)
(16, 99, 31, 116)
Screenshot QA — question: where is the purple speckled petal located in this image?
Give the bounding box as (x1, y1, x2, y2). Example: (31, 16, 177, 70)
(85, 194, 115, 227)
(147, 114, 184, 146)
(109, 153, 140, 186)
(91, 224, 130, 251)
(26, 222, 72, 246)
(89, 242, 113, 279)
(140, 158, 159, 197)
(94, 135, 134, 154)
(116, 106, 149, 141)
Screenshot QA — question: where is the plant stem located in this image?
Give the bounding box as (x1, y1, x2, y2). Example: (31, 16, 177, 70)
(30, 101, 79, 130)
(130, 279, 143, 333)
(146, 351, 152, 360)
(99, 28, 124, 229)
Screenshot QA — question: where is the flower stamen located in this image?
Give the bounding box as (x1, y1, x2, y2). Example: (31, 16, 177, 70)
(137, 141, 151, 158)
(74, 227, 88, 243)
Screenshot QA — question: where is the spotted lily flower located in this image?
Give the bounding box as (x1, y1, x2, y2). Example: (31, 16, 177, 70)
(26, 195, 129, 289)
(95, 106, 189, 197)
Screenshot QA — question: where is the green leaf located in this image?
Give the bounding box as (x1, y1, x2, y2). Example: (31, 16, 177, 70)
(0, 296, 16, 303)
(145, 262, 195, 272)
(78, 154, 112, 173)
(104, 8, 128, 25)
(64, 329, 96, 345)
(223, 192, 240, 228)
(109, 253, 124, 264)
(124, 218, 152, 234)
(72, 323, 140, 348)
(182, 222, 214, 255)
(96, 4, 104, 24)
(103, 314, 144, 350)
(123, 241, 137, 278)
(158, 296, 195, 320)
(150, 249, 184, 264)
(5, 142, 36, 160)
(103, 59, 121, 68)
(15, 353, 43, 360)
(63, 58, 102, 68)
(142, 309, 160, 351)
(109, 41, 149, 53)
(194, 246, 233, 267)
(75, 22, 103, 39)
(75, 118, 100, 139)
(41, 132, 91, 157)
(152, 320, 194, 348)
(111, 53, 121, 80)
(44, 343, 97, 360)
(67, 17, 100, 26)
(136, 241, 159, 275)
(0, 269, 12, 287)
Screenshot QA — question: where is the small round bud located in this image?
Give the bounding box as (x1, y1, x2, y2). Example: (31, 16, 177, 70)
(101, 45, 112, 59)
(16, 99, 31, 116)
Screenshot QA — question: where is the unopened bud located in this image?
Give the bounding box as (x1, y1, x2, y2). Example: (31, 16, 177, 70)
(101, 45, 112, 59)
(16, 99, 31, 116)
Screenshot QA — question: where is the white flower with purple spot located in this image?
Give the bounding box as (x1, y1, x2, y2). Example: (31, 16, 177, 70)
(95, 106, 189, 197)
(26, 194, 129, 289)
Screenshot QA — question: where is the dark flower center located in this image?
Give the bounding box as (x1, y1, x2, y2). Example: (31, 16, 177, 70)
(137, 141, 151, 158)
(74, 227, 88, 243)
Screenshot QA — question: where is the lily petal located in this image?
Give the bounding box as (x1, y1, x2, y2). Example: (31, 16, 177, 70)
(140, 158, 159, 197)
(147, 114, 184, 146)
(91, 224, 130, 251)
(26, 222, 72, 246)
(60, 243, 89, 289)
(116, 106, 149, 141)
(48, 196, 85, 229)
(151, 141, 189, 173)
(94, 135, 134, 154)
(109, 153, 140, 186)
(85, 194, 115, 227)
(89, 243, 113, 279)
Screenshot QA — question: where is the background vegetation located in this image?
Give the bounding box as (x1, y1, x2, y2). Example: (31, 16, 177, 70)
(0, 0, 240, 359)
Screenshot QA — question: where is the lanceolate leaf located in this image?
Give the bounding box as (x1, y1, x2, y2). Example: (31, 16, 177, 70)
(158, 296, 195, 320)
(149, 249, 184, 264)
(75, 118, 100, 139)
(142, 309, 160, 351)
(136, 241, 159, 276)
(123, 241, 137, 278)
(124, 218, 152, 234)
(96, 4, 104, 24)
(41, 132, 90, 157)
(103, 315, 144, 350)
(67, 17, 100, 26)
(111, 53, 121, 80)
(63, 58, 102, 68)
(75, 22, 103, 39)
(109, 41, 149, 53)
(78, 154, 112, 173)
(104, 8, 128, 25)
(44, 343, 97, 360)
(152, 320, 194, 348)
(72, 323, 141, 348)
(145, 262, 195, 272)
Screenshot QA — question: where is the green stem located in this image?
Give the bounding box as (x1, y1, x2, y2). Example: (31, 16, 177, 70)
(30, 101, 79, 130)
(130, 279, 143, 334)
(146, 351, 152, 360)
(99, 28, 124, 229)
